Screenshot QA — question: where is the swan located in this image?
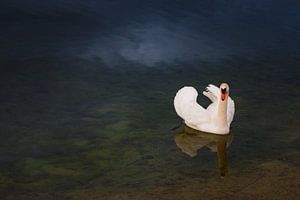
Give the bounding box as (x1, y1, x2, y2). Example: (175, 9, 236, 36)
(174, 83, 235, 134)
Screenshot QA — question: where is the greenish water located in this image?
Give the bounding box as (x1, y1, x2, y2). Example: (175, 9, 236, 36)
(0, 55, 299, 199)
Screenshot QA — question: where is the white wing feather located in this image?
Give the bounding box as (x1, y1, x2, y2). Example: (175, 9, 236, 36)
(227, 97, 235, 127)
(174, 87, 210, 128)
(202, 84, 219, 102)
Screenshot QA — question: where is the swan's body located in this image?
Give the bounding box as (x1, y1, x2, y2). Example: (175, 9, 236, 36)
(174, 83, 235, 134)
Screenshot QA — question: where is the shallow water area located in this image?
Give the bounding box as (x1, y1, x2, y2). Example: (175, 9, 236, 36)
(0, 56, 299, 199)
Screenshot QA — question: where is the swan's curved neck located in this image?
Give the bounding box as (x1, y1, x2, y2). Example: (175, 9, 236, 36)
(216, 98, 228, 129)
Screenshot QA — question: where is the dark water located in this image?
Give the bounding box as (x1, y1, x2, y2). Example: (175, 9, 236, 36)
(0, 1, 300, 199)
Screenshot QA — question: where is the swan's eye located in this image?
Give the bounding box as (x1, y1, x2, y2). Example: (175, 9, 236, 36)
(221, 88, 226, 94)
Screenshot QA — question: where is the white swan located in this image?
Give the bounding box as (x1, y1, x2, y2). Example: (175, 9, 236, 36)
(174, 83, 235, 134)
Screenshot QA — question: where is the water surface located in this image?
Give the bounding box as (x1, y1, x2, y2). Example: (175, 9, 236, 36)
(0, 1, 299, 199)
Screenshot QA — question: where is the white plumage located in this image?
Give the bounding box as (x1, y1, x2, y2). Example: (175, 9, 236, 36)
(174, 83, 235, 134)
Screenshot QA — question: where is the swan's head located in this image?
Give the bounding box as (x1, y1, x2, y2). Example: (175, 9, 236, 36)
(220, 83, 229, 101)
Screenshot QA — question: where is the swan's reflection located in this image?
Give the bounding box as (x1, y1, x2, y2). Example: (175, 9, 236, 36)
(174, 125, 233, 176)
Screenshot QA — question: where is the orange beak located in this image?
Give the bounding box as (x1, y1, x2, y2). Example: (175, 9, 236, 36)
(221, 93, 227, 101)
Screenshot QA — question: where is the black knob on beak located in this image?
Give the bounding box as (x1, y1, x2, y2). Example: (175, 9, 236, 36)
(221, 88, 226, 94)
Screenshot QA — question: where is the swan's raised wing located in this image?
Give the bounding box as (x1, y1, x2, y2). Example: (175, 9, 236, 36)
(227, 97, 235, 127)
(174, 87, 210, 128)
(202, 84, 219, 102)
